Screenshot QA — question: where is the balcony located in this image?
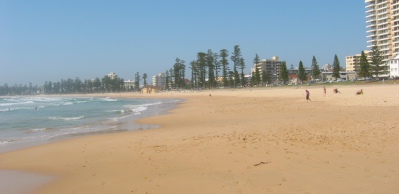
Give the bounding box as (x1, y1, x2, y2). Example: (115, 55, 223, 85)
(366, 28, 377, 32)
(367, 34, 377, 39)
(366, 2, 375, 9)
(378, 36, 391, 42)
(377, 18, 390, 24)
(378, 31, 390, 36)
(366, 22, 377, 28)
(366, 13, 376, 18)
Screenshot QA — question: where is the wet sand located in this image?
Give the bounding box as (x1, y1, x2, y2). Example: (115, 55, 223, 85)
(0, 84, 398, 193)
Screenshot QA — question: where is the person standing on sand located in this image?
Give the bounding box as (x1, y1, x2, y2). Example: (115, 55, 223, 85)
(323, 86, 326, 97)
(306, 90, 311, 102)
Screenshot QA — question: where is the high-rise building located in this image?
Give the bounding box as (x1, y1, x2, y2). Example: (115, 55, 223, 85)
(152, 73, 167, 89)
(365, 0, 399, 62)
(252, 56, 285, 84)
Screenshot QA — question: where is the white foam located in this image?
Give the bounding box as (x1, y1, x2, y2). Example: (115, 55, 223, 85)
(29, 128, 47, 132)
(100, 97, 118, 102)
(48, 116, 85, 121)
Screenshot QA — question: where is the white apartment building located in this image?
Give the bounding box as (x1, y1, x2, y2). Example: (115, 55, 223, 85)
(365, 0, 397, 77)
(152, 73, 167, 89)
(107, 72, 117, 79)
(124, 79, 135, 91)
(389, 55, 399, 77)
(365, 0, 399, 62)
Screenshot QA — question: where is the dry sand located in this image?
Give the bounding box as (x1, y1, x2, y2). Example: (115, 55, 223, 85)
(0, 84, 398, 194)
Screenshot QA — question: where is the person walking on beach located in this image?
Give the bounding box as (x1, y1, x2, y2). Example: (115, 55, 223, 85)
(323, 86, 326, 97)
(306, 90, 311, 102)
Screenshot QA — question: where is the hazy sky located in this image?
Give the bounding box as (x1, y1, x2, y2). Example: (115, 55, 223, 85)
(0, 0, 367, 85)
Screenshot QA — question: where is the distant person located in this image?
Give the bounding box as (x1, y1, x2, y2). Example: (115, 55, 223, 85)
(356, 89, 363, 95)
(323, 86, 326, 97)
(333, 88, 340, 93)
(306, 90, 311, 102)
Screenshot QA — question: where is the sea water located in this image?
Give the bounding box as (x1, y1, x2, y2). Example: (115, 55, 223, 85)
(0, 96, 179, 152)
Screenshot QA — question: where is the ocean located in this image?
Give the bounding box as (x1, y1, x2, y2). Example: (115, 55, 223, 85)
(0, 96, 179, 152)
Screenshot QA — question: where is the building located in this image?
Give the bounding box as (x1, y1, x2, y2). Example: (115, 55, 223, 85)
(365, 0, 399, 62)
(287, 66, 312, 83)
(389, 55, 399, 78)
(141, 86, 161, 94)
(346, 51, 371, 72)
(152, 73, 167, 89)
(252, 56, 285, 84)
(124, 79, 135, 91)
(107, 72, 117, 80)
(321, 71, 357, 81)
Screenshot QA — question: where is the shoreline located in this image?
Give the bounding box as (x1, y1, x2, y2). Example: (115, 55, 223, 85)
(1, 85, 398, 193)
(0, 96, 181, 154)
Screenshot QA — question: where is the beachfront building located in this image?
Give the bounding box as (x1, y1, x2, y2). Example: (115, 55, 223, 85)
(252, 56, 285, 84)
(141, 86, 161, 94)
(321, 71, 357, 82)
(389, 55, 399, 78)
(365, 0, 399, 62)
(124, 79, 135, 91)
(152, 73, 167, 89)
(345, 50, 371, 72)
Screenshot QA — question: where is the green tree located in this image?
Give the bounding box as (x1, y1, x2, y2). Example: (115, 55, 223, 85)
(102, 76, 111, 92)
(134, 72, 140, 91)
(228, 71, 235, 87)
(279, 62, 289, 85)
(190, 60, 199, 89)
(332, 54, 341, 80)
(165, 70, 170, 90)
(358, 50, 371, 79)
(74, 77, 82, 93)
(219, 49, 229, 87)
(250, 73, 255, 87)
(143, 73, 147, 86)
(254, 68, 261, 86)
(298, 61, 307, 83)
(207, 49, 216, 88)
(369, 44, 385, 79)
(197, 52, 207, 88)
(240, 58, 246, 87)
(262, 70, 270, 85)
(212, 52, 220, 87)
(311, 56, 321, 80)
(231, 45, 243, 87)
(173, 58, 186, 89)
(253, 54, 261, 85)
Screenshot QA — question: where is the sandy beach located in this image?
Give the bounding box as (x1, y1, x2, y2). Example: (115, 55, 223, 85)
(0, 84, 398, 194)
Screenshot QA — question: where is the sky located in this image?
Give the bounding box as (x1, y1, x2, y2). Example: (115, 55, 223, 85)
(0, 0, 367, 86)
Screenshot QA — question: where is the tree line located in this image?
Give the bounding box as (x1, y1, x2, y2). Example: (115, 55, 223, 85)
(164, 45, 247, 89)
(0, 72, 152, 95)
(3, 44, 383, 96)
(164, 44, 345, 89)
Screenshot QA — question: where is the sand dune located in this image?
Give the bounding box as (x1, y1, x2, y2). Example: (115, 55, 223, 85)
(0, 84, 398, 193)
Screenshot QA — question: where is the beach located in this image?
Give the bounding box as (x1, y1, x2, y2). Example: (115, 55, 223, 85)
(0, 84, 398, 193)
